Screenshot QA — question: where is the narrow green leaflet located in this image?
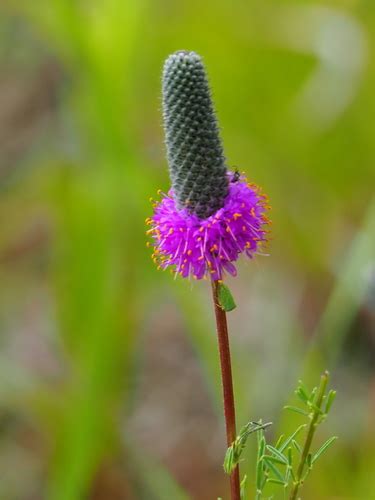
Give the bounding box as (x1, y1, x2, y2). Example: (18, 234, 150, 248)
(262, 454, 287, 466)
(292, 439, 302, 454)
(299, 380, 311, 399)
(223, 446, 235, 474)
(256, 432, 267, 493)
(307, 402, 325, 415)
(257, 433, 266, 460)
(224, 421, 271, 474)
(287, 447, 293, 466)
(279, 425, 306, 453)
(296, 382, 310, 404)
(265, 445, 288, 464)
(275, 434, 285, 449)
(263, 457, 285, 482)
(312, 436, 338, 464)
(267, 478, 286, 486)
(240, 474, 247, 500)
(324, 390, 337, 414)
(256, 457, 265, 492)
(284, 405, 309, 417)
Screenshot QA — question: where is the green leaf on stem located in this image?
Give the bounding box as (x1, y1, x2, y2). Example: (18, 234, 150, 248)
(279, 425, 306, 453)
(287, 447, 293, 466)
(275, 434, 285, 449)
(223, 421, 272, 474)
(263, 457, 285, 482)
(292, 439, 302, 454)
(307, 402, 325, 415)
(256, 432, 267, 492)
(267, 478, 286, 486)
(240, 474, 247, 500)
(217, 281, 236, 312)
(312, 436, 338, 464)
(262, 454, 287, 466)
(296, 381, 310, 404)
(223, 445, 235, 474)
(324, 390, 337, 414)
(265, 445, 288, 464)
(284, 405, 310, 417)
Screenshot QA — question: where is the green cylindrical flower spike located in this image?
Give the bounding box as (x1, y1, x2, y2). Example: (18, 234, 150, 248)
(162, 50, 228, 219)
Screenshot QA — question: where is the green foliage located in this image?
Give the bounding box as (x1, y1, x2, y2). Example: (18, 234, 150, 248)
(257, 372, 337, 499)
(223, 372, 337, 499)
(224, 421, 272, 474)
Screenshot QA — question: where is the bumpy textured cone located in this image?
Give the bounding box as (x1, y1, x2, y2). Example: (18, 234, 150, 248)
(162, 50, 228, 219)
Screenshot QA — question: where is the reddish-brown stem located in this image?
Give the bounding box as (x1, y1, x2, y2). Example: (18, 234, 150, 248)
(211, 280, 241, 500)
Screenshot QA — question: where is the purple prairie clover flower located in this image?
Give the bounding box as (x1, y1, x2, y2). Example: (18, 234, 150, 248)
(147, 171, 270, 280)
(147, 50, 271, 280)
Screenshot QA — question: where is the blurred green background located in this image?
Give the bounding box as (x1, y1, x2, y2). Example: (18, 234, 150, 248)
(0, 1, 374, 499)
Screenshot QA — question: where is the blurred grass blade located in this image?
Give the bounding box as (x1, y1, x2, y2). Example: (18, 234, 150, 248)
(315, 198, 375, 362)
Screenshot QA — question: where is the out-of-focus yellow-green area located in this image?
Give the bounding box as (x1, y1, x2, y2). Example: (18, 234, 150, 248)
(0, 1, 374, 499)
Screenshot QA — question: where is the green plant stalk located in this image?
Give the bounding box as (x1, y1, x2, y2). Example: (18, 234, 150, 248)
(211, 280, 241, 500)
(289, 371, 329, 500)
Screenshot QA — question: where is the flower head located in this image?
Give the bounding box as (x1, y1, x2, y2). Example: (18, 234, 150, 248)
(147, 172, 270, 280)
(147, 51, 271, 280)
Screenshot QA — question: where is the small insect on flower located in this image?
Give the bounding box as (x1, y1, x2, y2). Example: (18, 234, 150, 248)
(231, 168, 241, 183)
(147, 50, 271, 280)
